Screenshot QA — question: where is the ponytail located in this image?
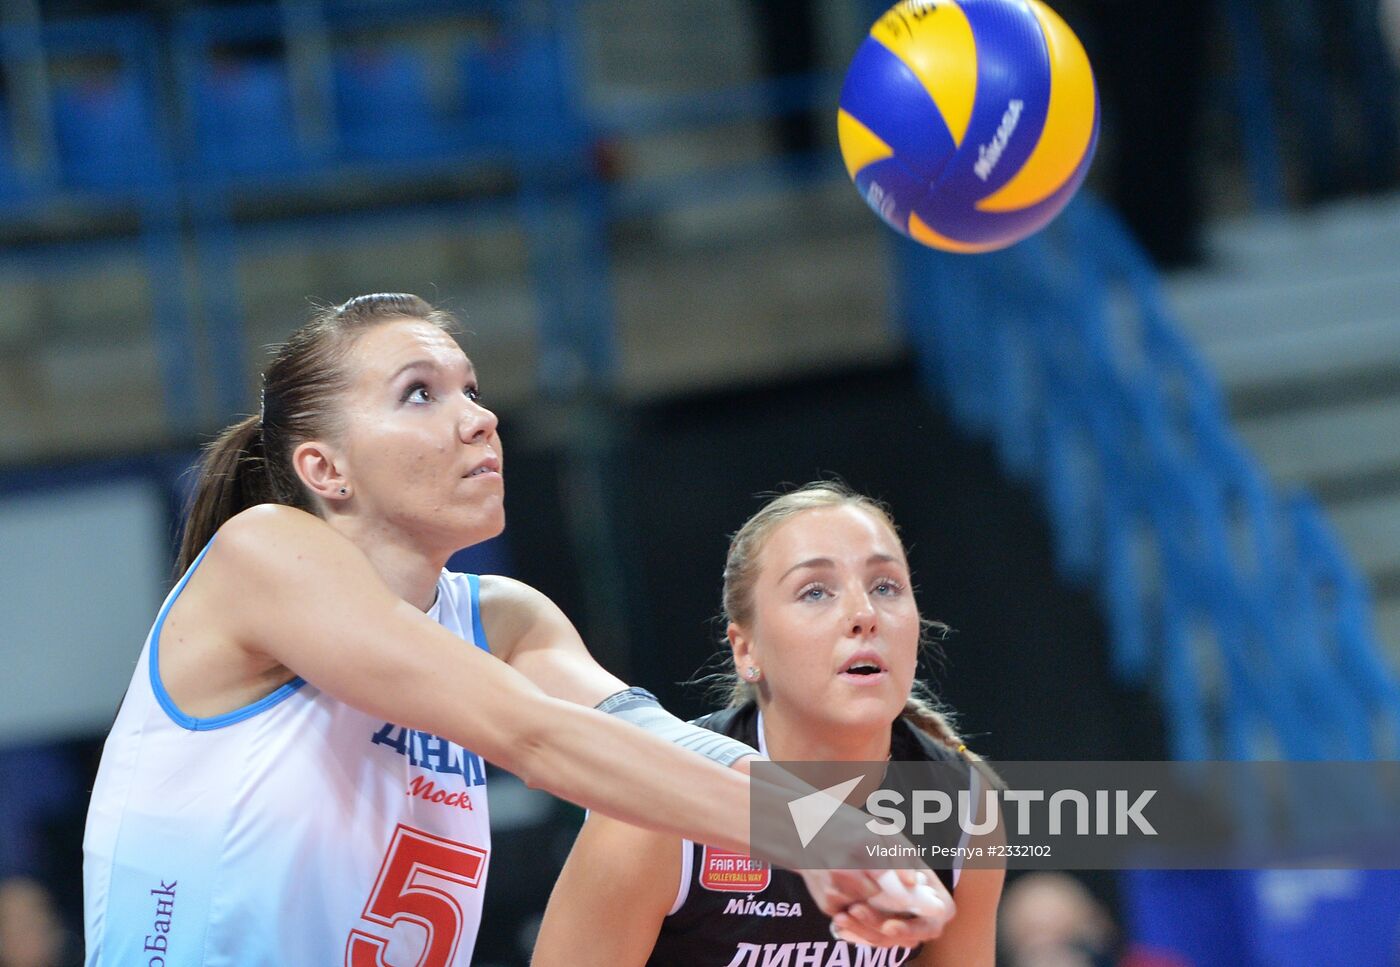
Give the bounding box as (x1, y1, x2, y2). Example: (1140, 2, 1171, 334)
(176, 416, 282, 575)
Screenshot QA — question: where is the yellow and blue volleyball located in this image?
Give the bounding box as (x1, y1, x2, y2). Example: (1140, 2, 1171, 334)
(838, 0, 1098, 253)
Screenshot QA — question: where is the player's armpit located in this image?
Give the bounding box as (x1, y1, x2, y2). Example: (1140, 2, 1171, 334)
(532, 813, 680, 967)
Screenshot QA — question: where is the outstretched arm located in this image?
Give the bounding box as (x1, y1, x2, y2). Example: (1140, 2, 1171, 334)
(910, 775, 1005, 967)
(480, 575, 758, 768)
(204, 505, 754, 853)
(480, 571, 953, 948)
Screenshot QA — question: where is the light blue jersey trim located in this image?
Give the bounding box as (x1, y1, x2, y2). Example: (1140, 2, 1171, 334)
(148, 536, 307, 732)
(466, 573, 491, 654)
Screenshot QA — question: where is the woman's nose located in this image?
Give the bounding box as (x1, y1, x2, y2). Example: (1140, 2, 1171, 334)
(459, 400, 499, 443)
(846, 594, 878, 637)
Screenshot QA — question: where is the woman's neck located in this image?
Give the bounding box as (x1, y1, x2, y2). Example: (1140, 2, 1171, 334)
(337, 520, 447, 612)
(757, 702, 894, 764)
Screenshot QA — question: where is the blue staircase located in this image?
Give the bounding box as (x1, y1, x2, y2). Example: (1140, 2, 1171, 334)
(897, 195, 1400, 763)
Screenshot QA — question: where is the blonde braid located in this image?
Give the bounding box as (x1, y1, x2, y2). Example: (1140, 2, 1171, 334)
(900, 694, 1003, 789)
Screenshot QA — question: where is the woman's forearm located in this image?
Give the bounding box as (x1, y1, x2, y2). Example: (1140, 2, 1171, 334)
(504, 696, 917, 876)
(510, 694, 753, 852)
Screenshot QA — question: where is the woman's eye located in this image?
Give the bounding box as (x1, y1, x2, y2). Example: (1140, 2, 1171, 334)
(465, 385, 481, 402)
(873, 579, 903, 595)
(404, 383, 431, 404)
(799, 584, 828, 601)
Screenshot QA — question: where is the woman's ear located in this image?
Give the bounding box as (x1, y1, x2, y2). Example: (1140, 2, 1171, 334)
(728, 622, 757, 680)
(292, 440, 351, 502)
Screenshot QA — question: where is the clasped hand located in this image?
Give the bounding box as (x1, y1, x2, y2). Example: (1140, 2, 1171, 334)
(800, 867, 954, 948)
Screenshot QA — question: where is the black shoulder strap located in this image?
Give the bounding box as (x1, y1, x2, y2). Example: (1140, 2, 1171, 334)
(692, 701, 760, 747)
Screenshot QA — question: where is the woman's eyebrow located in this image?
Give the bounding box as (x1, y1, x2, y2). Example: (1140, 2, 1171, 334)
(779, 557, 833, 581)
(778, 553, 902, 582)
(388, 357, 473, 383)
(388, 359, 437, 382)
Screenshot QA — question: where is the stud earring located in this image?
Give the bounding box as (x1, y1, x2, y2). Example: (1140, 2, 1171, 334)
(338, 487, 348, 496)
(746, 667, 761, 681)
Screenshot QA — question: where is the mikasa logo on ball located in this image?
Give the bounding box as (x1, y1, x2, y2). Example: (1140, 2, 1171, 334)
(974, 99, 1024, 182)
(865, 181, 898, 223)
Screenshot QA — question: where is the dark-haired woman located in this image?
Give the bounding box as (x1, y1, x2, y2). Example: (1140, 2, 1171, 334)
(533, 483, 1004, 966)
(81, 297, 944, 966)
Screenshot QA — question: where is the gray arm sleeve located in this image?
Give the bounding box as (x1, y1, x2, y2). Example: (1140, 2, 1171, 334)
(595, 687, 759, 768)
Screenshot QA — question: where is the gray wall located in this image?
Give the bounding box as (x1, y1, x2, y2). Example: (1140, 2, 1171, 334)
(0, 478, 167, 744)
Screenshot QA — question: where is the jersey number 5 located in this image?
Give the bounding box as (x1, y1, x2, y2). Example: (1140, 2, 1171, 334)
(346, 823, 488, 967)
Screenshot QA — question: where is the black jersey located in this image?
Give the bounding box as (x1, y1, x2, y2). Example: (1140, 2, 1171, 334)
(646, 702, 971, 967)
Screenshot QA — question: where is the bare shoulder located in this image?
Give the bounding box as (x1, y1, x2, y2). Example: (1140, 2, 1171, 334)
(209, 503, 337, 569)
(189, 503, 391, 657)
(183, 504, 323, 602)
(477, 574, 577, 662)
(476, 573, 550, 612)
(201, 504, 374, 597)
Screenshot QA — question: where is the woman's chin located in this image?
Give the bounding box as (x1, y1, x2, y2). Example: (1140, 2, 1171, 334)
(435, 507, 505, 558)
(821, 694, 905, 735)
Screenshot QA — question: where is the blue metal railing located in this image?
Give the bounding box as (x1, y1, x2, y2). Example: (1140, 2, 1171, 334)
(0, 1, 603, 431)
(4, 0, 1370, 425)
(0, 15, 195, 434)
(895, 195, 1400, 763)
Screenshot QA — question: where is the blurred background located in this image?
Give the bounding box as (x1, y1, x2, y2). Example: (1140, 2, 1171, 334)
(1, 0, 1399, 964)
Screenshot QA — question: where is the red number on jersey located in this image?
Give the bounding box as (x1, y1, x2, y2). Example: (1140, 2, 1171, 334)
(346, 823, 488, 967)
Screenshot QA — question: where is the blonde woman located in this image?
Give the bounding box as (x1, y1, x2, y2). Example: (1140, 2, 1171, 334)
(534, 482, 1004, 966)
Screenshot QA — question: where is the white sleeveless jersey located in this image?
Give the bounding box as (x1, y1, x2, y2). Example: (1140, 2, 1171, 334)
(83, 543, 493, 966)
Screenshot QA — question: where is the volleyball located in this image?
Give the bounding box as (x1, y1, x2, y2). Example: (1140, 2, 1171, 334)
(838, 0, 1099, 253)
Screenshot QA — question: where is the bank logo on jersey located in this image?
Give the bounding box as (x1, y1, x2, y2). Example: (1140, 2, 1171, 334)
(371, 723, 487, 788)
(699, 846, 771, 893)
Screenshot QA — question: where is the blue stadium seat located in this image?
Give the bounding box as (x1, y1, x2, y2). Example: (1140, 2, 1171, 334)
(51, 70, 161, 190)
(459, 39, 509, 136)
(334, 46, 440, 159)
(900, 193, 1400, 764)
(193, 57, 301, 175)
(460, 34, 575, 155)
(1285, 492, 1400, 747)
(0, 103, 18, 199)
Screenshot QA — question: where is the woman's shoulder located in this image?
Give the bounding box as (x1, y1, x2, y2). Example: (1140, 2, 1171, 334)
(474, 572, 540, 604)
(200, 503, 327, 567)
(474, 574, 581, 662)
(474, 574, 557, 627)
(189, 505, 349, 603)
